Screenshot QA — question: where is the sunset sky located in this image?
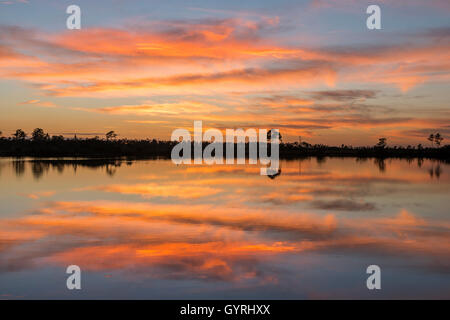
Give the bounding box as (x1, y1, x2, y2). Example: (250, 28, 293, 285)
(0, 0, 449, 145)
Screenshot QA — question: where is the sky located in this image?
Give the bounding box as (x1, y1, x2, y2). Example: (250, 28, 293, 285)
(0, 0, 449, 145)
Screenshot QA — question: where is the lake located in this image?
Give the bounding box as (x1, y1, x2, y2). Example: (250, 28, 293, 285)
(0, 157, 449, 299)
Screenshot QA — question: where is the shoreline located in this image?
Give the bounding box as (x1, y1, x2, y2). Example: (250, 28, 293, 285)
(1, 139, 448, 160)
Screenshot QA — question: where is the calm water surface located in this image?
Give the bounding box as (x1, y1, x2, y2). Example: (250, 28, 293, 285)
(0, 157, 449, 299)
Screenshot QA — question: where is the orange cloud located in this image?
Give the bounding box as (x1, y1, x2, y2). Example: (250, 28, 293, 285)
(1, 21, 448, 97)
(20, 99, 56, 108)
(96, 101, 223, 115)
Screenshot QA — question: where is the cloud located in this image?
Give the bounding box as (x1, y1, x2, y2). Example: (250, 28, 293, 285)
(310, 0, 450, 11)
(310, 199, 376, 211)
(308, 90, 378, 101)
(96, 101, 223, 115)
(36, 63, 336, 97)
(0, 22, 448, 97)
(20, 99, 56, 108)
(1, 0, 29, 5)
(399, 127, 450, 138)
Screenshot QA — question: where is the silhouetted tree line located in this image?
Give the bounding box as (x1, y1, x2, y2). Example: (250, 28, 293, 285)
(0, 128, 448, 159)
(0, 129, 174, 157)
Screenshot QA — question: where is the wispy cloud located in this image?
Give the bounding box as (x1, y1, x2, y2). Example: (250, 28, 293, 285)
(20, 99, 56, 108)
